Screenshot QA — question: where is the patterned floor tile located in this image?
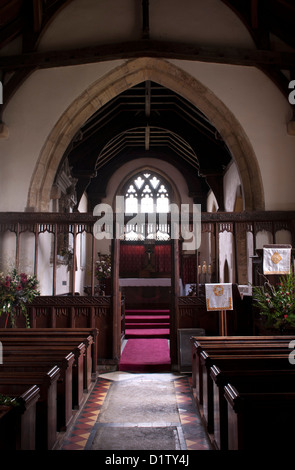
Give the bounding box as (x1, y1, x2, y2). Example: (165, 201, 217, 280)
(59, 374, 211, 451)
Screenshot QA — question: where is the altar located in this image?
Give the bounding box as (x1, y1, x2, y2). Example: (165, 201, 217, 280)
(119, 278, 171, 287)
(119, 277, 174, 309)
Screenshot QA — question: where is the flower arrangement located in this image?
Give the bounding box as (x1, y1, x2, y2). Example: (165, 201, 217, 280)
(0, 269, 40, 328)
(188, 284, 197, 296)
(252, 271, 295, 332)
(95, 254, 112, 281)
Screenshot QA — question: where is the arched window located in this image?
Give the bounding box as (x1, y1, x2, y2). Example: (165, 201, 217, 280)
(125, 172, 170, 214)
(123, 171, 171, 241)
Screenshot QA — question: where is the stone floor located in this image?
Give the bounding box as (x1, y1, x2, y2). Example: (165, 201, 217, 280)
(57, 371, 212, 451)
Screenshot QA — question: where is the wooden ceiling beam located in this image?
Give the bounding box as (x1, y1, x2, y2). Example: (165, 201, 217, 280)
(251, 0, 259, 29)
(1, 40, 294, 71)
(33, 0, 43, 33)
(142, 0, 150, 40)
(0, 17, 23, 49)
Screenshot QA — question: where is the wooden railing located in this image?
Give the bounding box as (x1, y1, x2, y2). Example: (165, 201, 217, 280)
(1, 210, 294, 366)
(0, 210, 294, 290)
(28, 295, 112, 328)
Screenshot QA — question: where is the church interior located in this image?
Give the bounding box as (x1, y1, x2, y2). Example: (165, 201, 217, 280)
(0, 0, 295, 453)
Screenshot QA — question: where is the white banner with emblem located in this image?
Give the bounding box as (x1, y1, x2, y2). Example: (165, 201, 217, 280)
(263, 247, 291, 275)
(205, 283, 233, 311)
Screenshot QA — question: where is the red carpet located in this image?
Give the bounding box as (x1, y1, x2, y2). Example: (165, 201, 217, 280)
(119, 338, 171, 372)
(124, 309, 170, 339)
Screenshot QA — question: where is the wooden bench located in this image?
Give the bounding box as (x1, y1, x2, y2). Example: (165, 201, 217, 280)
(2, 343, 85, 409)
(0, 385, 40, 450)
(0, 352, 75, 431)
(0, 328, 99, 378)
(191, 336, 294, 391)
(210, 366, 295, 450)
(191, 336, 293, 402)
(200, 350, 292, 435)
(194, 343, 292, 406)
(0, 328, 98, 389)
(0, 366, 60, 450)
(0, 328, 100, 449)
(191, 336, 295, 449)
(224, 383, 295, 450)
(0, 334, 93, 392)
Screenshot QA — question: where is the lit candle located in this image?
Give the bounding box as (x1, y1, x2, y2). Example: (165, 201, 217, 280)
(202, 261, 207, 274)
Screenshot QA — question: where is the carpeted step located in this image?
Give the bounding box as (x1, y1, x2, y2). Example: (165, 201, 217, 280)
(119, 338, 171, 372)
(125, 315, 170, 323)
(124, 308, 170, 339)
(125, 328, 170, 339)
(125, 322, 170, 329)
(125, 309, 170, 315)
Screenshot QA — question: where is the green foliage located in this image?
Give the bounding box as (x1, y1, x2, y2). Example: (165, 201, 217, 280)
(252, 271, 295, 331)
(0, 393, 19, 407)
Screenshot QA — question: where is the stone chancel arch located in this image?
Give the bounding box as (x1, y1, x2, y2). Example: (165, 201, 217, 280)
(27, 58, 264, 212)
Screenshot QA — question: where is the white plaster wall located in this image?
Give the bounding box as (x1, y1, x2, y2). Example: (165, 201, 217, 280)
(101, 158, 193, 208)
(2, 58, 294, 212)
(223, 162, 243, 212)
(0, 61, 124, 211)
(207, 191, 218, 213)
(1, 0, 294, 214)
(38, 0, 142, 51)
(36, 0, 254, 52)
(149, 0, 254, 48)
(170, 59, 295, 211)
(219, 231, 235, 283)
(2, 0, 288, 57)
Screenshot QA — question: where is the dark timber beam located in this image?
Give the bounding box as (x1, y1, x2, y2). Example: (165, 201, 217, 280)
(142, 0, 150, 40)
(0, 40, 294, 71)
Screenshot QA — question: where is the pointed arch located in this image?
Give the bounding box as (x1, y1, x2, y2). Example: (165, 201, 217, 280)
(27, 58, 264, 212)
(113, 164, 182, 210)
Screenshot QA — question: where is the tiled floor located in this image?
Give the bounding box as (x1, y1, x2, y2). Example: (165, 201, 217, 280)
(58, 372, 212, 451)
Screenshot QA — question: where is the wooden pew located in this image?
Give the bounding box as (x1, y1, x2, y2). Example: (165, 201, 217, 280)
(210, 366, 295, 450)
(0, 367, 60, 450)
(191, 336, 294, 391)
(191, 336, 295, 448)
(2, 344, 85, 409)
(195, 344, 291, 407)
(0, 385, 40, 450)
(224, 383, 295, 450)
(0, 327, 99, 378)
(0, 335, 93, 392)
(0, 328, 99, 445)
(191, 336, 293, 405)
(199, 349, 293, 434)
(0, 352, 75, 431)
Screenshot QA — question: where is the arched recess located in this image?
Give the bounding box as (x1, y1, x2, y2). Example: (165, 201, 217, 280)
(27, 57, 264, 212)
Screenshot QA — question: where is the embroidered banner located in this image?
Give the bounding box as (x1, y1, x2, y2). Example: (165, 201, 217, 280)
(263, 247, 291, 275)
(205, 283, 233, 311)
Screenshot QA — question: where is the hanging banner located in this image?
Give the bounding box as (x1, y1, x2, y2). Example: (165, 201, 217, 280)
(263, 247, 291, 275)
(205, 283, 233, 311)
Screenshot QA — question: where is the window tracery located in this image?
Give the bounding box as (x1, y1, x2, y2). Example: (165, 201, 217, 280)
(124, 171, 170, 241)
